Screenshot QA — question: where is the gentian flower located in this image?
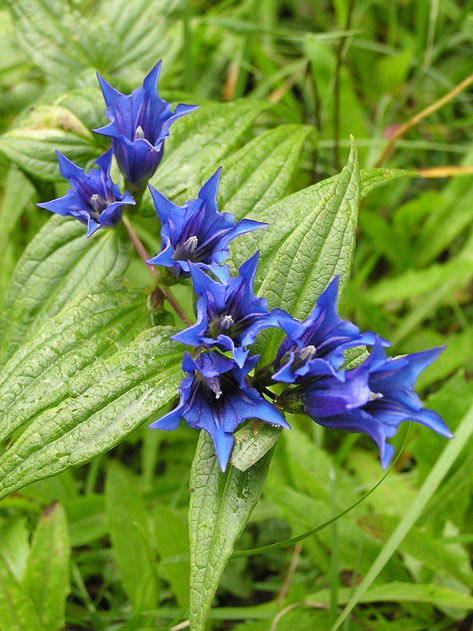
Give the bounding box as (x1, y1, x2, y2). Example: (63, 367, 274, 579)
(149, 351, 289, 471)
(147, 168, 265, 279)
(284, 339, 452, 468)
(94, 61, 198, 192)
(37, 150, 134, 237)
(272, 277, 378, 384)
(173, 252, 282, 368)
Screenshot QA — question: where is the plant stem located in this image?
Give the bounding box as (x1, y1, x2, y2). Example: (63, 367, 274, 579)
(122, 215, 193, 327)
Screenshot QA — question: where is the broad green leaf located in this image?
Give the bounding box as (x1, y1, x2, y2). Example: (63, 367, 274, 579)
(0, 286, 149, 441)
(6, 0, 92, 83)
(0, 90, 106, 180)
(154, 503, 189, 608)
(215, 124, 313, 220)
(0, 326, 183, 499)
(0, 215, 132, 367)
(0, 556, 44, 631)
(256, 140, 359, 318)
(106, 465, 159, 613)
(234, 140, 359, 365)
(330, 399, 473, 630)
(150, 99, 269, 198)
(22, 503, 70, 631)
(189, 431, 273, 631)
(92, 0, 176, 71)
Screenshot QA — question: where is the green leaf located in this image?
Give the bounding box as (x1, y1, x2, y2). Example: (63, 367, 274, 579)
(330, 399, 473, 630)
(189, 431, 273, 631)
(6, 0, 92, 83)
(311, 581, 473, 610)
(230, 422, 281, 472)
(366, 259, 473, 304)
(0, 90, 106, 180)
(0, 326, 183, 499)
(0, 167, 35, 259)
(64, 495, 107, 547)
(215, 124, 313, 220)
(0, 555, 44, 631)
(91, 0, 175, 72)
(0, 216, 132, 368)
(360, 167, 416, 198)
(0, 517, 29, 582)
(105, 465, 159, 613)
(154, 503, 189, 608)
(0, 286, 149, 442)
(150, 99, 269, 198)
(257, 140, 359, 317)
(234, 140, 359, 365)
(22, 503, 70, 631)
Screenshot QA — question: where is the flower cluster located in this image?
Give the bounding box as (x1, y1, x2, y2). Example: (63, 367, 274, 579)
(38, 61, 451, 473)
(39, 62, 197, 233)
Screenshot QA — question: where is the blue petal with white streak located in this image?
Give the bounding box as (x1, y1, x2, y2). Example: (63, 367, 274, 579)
(147, 169, 265, 279)
(173, 252, 281, 367)
(94, 61, 198, 192)
(300, 339, 452, 468)
(149, 351, 289, 471)
(273, 277, 379, 384)
(37, 150, 134, 237)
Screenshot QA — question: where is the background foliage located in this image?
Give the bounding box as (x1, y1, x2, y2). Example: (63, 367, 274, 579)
(1, 0, 473, 630)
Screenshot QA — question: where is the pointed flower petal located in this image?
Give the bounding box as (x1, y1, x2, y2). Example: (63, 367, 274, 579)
(93, 61, 198, 191)
(37, 149, 134, 236)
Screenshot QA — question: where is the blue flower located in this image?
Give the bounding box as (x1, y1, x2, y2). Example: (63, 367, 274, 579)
(149, 351, 289, 471)
(173, 251, 281, 368)
(94, 61, 198, 192)
(273, 277, 378, 384)
(147, 168, 265, 278)
(37, 150, 134, 237)
(293, 340, 452, 468)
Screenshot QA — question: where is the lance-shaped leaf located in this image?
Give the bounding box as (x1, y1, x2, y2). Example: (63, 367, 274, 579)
(106, 465, 159, 614)
(149, 99, 269, 198)
(0, 286, 149, 442)
(0, 326, 183, 499)
(0, 89, 107, 180)
(0, 555, 45, 631)
(213, 124, 313, 220)
(232, 139, 359, 365)
(22, 503, 70, 631)
(189, 431, 273, 631)
(0, 215, 132, 368)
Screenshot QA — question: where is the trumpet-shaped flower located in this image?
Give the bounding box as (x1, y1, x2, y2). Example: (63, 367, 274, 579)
(293, 340, 452, 468)
(37, 150, 134, 237)
(273, 277, 378, 384)
(147, 169, 265, 278)
(149, 351, 289, 471)
(94, 61, 198, 192)
(173, 252, 281, 367)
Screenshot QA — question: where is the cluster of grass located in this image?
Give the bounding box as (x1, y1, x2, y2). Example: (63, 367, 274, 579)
(1, 1, 473, 630)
